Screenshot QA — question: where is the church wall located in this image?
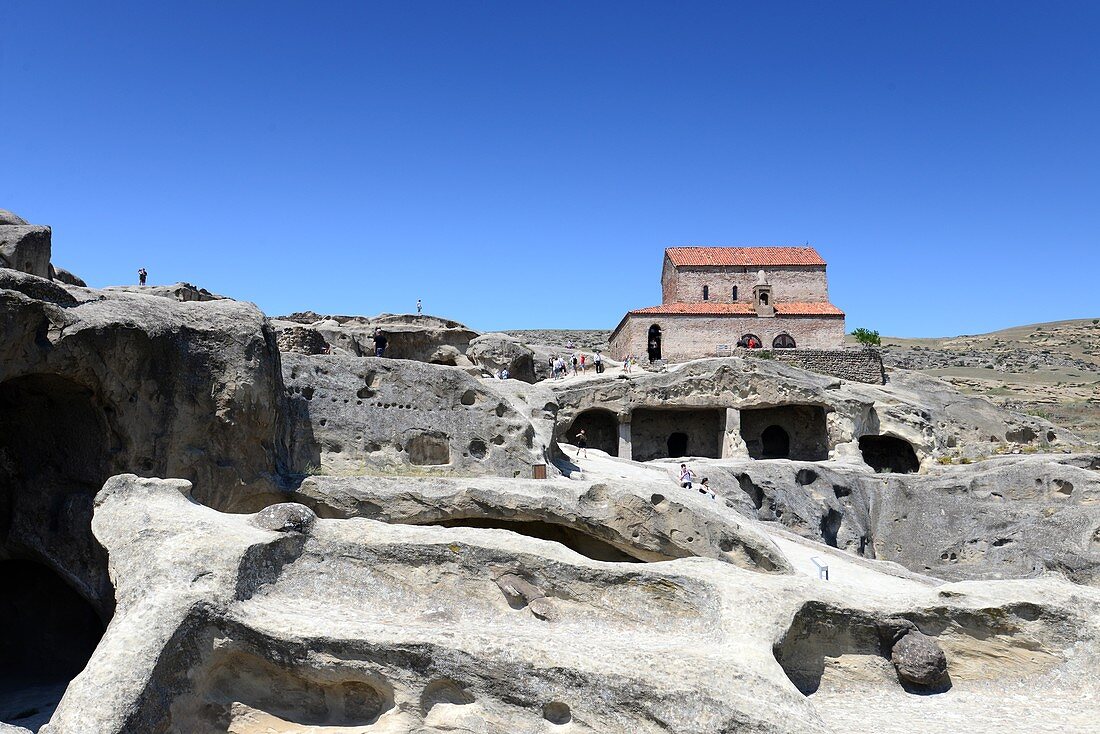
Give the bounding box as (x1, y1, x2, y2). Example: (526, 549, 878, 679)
(665, 265, 829, 304)
(609, 314, 845, 362)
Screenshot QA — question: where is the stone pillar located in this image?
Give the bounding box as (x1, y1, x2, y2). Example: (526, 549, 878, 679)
(722, 407, 748, 458)
(618, 412, 632, 460)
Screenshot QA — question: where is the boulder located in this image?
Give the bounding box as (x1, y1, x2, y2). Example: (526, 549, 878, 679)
(0, 208, 29, 225)
(0, 223, 52, 278)
(467, 332, 537, 382)
(891, 630, 949, 688)
(250, 503, 316, 533)
(50, 265, 87, 287)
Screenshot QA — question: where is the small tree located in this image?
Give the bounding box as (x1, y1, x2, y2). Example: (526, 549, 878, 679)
(851, 327, 881, 347)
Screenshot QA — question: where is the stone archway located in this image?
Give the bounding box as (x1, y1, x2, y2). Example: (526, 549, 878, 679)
(647, 324, 662, 361)
(567, 409, 618, 457)
(0, 374, 116, 613)
(761, 425, 791, 459)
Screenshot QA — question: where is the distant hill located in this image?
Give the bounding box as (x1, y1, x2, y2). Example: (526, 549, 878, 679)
(858, 318, 1100, 446)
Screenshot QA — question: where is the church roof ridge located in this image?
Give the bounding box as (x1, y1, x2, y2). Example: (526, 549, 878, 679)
(665, 246, 826, 267)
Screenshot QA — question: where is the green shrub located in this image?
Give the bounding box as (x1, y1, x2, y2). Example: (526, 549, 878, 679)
(851, 328, 881, 347)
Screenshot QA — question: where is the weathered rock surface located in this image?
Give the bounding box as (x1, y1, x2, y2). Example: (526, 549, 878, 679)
(32, 475, 1100, 734)
(0, 209, 29, 226)
(282, 353, 553, 479)
(273, 312, 479, 362)
(680, 454, 1100, 584)
(1, 271, 287, 615)
(101, 281, 224, 301)
(890, 630, 949, 688)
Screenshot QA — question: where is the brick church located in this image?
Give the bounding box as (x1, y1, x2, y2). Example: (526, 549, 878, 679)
(609, 246, 845, 362)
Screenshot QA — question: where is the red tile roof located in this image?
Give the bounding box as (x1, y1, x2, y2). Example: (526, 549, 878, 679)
(665, 246, 826, 267)
(628, 301, 844, 316)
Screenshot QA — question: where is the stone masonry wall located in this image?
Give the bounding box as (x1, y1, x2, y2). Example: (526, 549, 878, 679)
(610, 314, 845, 361)
(662, 264, 829, 304)
(766, 348, 886, 385)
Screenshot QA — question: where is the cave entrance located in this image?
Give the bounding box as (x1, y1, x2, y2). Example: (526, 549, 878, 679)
(739, 405, 829, 461)
(0, 559, 106, 730)
(761, 426, 790, 459)
(0, 374, 116, 614)
(630, 408, 724, 462)
(859, 435, 920, 474)
(567, 409, 619, 457)
(666, 432, 688, 458)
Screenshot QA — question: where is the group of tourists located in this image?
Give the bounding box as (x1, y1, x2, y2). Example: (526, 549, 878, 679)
(549, 350, 604, 379)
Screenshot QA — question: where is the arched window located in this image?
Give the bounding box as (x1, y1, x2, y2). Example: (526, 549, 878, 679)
(773, 333, 796, 349)
(739, 334, 762, 349)
(702, 285, 709, 301)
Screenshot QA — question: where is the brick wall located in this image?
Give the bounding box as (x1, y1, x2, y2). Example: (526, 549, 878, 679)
(767, 348, 885, 384)
(662, 264, 829, 304)
(610, 314, 845, 361)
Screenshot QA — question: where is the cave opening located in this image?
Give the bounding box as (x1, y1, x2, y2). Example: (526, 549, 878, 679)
(566, 409, 619, 457)
(858, 435, 920, 474)
(0, 559, 106, 730)
(0, 374, 116, 613)
(427, 517, 649, 563)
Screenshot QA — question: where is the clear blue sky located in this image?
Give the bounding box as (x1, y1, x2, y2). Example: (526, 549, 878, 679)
(4, 2, 1098, 336)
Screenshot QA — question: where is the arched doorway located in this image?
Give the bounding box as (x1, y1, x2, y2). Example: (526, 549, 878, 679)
(666, 432, 688, 458)
(567, 409, 619, 456)
(0, 559, 106, 730)
(647, 325, 662, 361)
(773, 333, 796, 349)
(740, 333, 762, 349)
(761, 425, 790, 459)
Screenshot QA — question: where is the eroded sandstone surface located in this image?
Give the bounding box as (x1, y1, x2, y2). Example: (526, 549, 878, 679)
(2, 216, 1099, 733)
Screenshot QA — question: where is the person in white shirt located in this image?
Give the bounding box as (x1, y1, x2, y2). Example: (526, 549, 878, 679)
(679, 463, 693, 489)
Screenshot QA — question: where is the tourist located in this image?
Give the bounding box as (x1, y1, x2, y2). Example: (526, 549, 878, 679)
(736, 336, 747, 349)
(373, 328, 388, 357)
(594, 350, 603, 374)
(549, 355, 556, 378)
(500, 368, 509, 380)
(699, 477, 716, 500)
(579, 353, 587, 374)
(416, 299, 422, 316)
(679, 463, 693, 489)
(571, 353, 578, 376)
(138, 267, 147, 286)
(575, 429, 589, 459)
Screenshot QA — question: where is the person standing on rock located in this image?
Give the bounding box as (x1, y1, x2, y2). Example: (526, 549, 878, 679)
(416, 299, 422, 316)
(594, 350, 603, 374)
(679, 463, 694, 489)
(571, 353, 579, 376)
(138, 267, 147, 286)
(575, 429, 589, 459)
(579, 353, 587, 374)
(373, 328, 388, 358)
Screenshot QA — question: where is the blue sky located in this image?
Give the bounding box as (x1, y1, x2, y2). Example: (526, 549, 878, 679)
(4, 2, 1098, 335)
